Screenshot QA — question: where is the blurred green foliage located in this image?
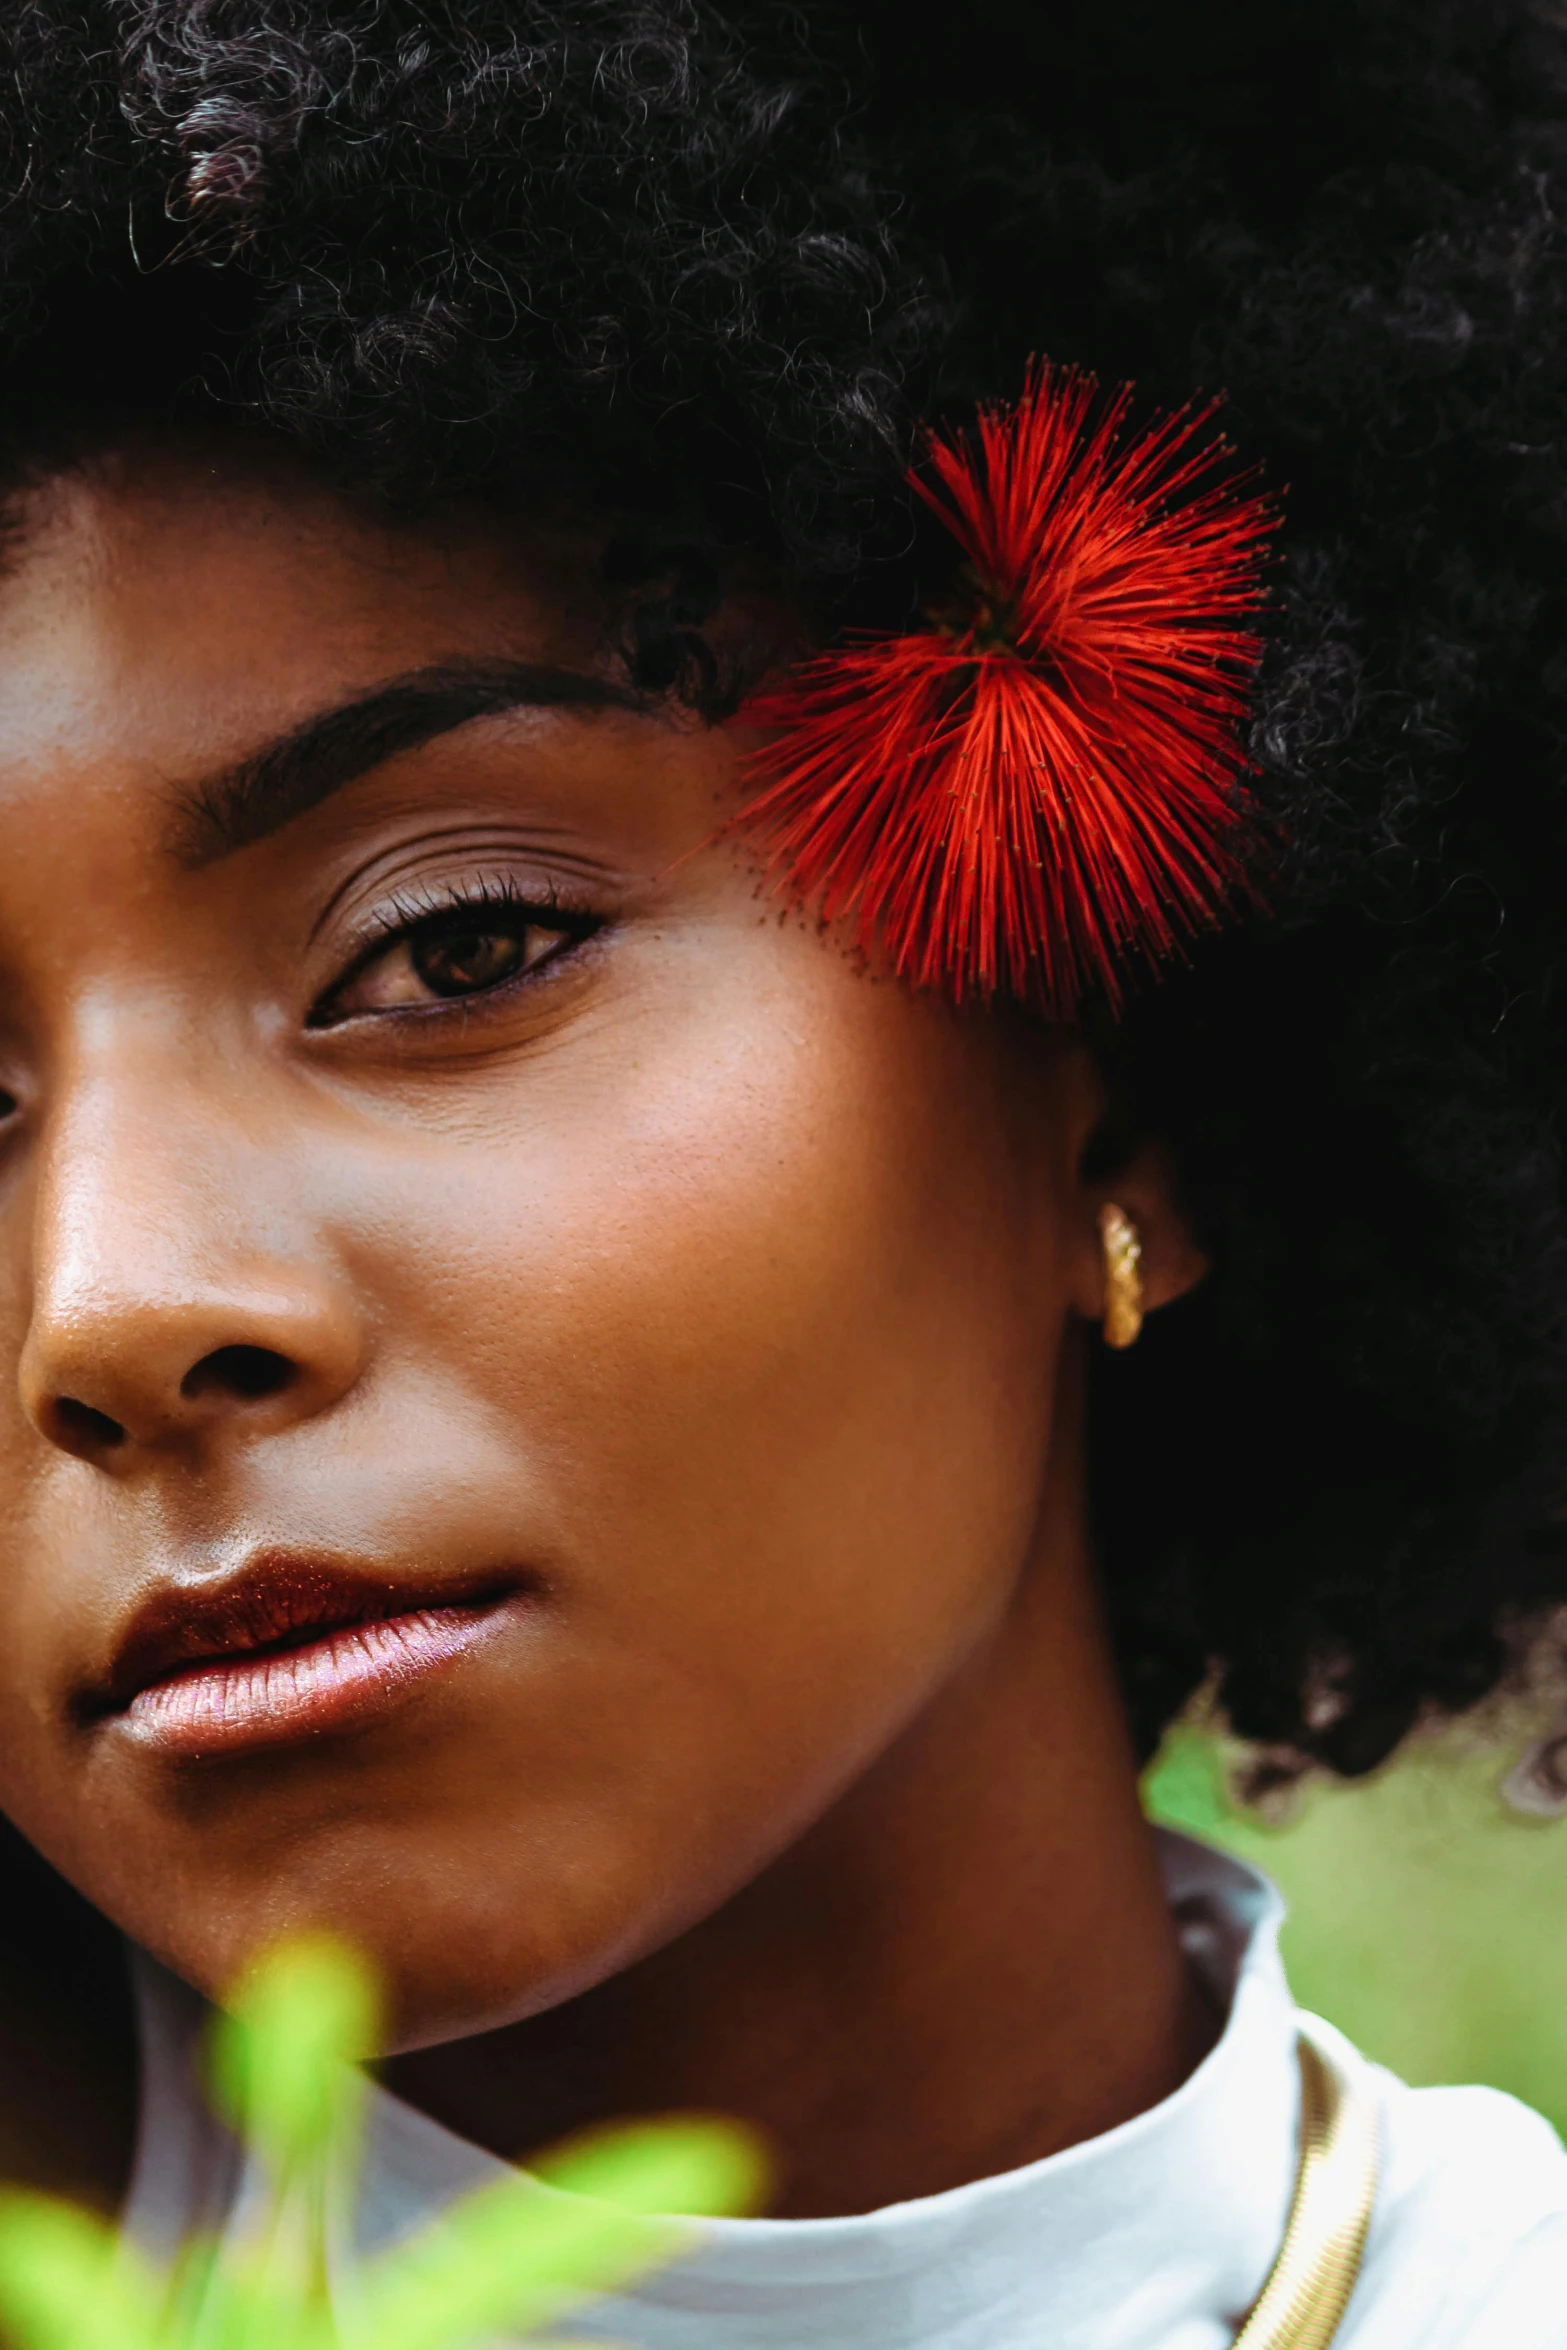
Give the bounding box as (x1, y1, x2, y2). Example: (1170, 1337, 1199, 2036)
(0, 1937, 760, 2350)
(1145, 1723, 1567, 2139)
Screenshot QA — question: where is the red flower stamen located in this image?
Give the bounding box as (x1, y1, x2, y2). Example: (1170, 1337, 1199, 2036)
(735, 361, 1279, 1015)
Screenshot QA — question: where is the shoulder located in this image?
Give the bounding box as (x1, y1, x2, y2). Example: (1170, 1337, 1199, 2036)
(1337, 2039, 1567, 2348)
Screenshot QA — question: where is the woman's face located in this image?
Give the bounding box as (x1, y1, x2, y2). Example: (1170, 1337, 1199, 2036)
(0, 444, 1102, 2045)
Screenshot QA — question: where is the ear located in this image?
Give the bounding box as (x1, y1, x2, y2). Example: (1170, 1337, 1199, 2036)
(1065, 1129, 1211, 1331)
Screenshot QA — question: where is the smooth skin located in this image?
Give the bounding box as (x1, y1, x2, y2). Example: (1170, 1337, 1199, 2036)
(0, 437, 1212, 2218)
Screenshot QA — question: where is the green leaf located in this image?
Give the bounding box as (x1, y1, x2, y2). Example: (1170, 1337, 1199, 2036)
(345, 2120, 761, 2350)
(0, 2193, 169, 2350)
(207, 1935, 379, 2177)
(535, 2118, 766, 2219)
(341, 2174, 668, 2350)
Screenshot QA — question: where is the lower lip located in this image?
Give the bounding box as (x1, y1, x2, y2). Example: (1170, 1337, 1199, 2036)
(119, 1604, 503, 1759)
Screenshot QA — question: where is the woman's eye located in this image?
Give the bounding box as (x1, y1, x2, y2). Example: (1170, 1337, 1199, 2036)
(324, 912, 579, 1021)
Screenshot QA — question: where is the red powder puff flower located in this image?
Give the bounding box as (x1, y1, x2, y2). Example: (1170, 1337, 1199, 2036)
(735, 362, 1280, 1015)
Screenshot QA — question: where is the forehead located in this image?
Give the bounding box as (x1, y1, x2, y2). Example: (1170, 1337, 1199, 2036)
(0, 442, 600, 792)
(0, 440, 748, 984)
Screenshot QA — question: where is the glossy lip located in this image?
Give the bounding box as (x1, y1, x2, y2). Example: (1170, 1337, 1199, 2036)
(92, 1557, 522, 1760)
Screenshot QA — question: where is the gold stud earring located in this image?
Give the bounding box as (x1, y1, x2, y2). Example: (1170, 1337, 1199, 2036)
(1097, 1203, 1144, 1350)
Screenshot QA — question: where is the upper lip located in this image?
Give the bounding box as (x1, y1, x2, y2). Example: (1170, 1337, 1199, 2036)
(93, 1555, 518, 1716)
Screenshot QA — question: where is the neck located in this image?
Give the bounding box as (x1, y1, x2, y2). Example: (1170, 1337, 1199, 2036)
(386, 1406, 1212, 2216)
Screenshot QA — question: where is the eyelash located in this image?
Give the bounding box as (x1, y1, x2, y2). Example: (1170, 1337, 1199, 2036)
(310, 874, 602, 1027)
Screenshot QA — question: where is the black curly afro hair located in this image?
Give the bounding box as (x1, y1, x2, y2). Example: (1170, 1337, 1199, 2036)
(2, 0, 1566, 1777)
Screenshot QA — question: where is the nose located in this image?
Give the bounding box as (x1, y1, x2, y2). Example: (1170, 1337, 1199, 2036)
(17, 1073, 365, 1471)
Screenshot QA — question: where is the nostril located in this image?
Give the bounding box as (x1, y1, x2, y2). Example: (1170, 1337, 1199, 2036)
(54, 1396, 127, 1450)
(181, 1343, 296, 1404)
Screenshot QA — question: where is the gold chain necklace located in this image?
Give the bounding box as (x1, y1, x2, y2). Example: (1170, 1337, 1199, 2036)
(1232, 2017, 1381, 2350)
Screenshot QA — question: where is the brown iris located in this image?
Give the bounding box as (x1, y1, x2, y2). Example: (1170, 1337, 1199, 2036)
(411, 928, 528, 998)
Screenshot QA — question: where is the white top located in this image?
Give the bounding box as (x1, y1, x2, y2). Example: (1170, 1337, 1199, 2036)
(125, 1833, 1567, 2348)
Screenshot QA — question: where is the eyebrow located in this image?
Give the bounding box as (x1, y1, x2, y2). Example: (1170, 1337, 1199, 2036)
(167, 660, 650, 868)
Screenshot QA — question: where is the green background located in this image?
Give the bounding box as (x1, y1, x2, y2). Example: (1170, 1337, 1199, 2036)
(1143, 1722, 1567, 2138)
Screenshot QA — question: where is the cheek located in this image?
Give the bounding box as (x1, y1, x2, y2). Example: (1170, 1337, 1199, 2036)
(364, 940, 1066, 1888)
(431, 943, 1057, 1610)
